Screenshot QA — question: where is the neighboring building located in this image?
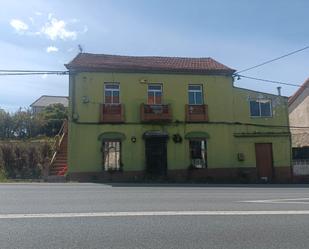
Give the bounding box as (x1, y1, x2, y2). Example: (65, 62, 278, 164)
(65, 53, 291, 183)
(288, 78, 309, 178)
(30, 95, 69, 113)
(289, 78, 309, 147)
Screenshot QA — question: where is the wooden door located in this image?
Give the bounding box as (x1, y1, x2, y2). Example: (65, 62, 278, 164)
(255, 143, 273, 181)
(145, 138, 167, 177)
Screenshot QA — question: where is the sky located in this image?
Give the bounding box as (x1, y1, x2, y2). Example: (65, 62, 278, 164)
(0, 0, 309, 111)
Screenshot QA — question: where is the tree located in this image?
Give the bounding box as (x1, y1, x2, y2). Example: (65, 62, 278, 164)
(0, 109, 13, 139)
(41, 104, 68, 136)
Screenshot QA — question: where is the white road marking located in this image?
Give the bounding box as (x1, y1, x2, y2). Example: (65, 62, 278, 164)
(1, 210, 309, 219)
(241, 197, 309, 204)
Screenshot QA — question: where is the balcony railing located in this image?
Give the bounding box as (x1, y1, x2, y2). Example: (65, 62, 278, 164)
(100, 104, 125, 123)
(140, 103, 172, 122)
(185, 104, 208, 122)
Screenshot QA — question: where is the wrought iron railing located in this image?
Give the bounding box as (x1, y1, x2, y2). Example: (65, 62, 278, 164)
(49, 120, 67, 170)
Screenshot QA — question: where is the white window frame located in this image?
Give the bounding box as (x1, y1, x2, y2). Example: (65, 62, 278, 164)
(249, 99, 272, 118)
(104, 83, 120, 104)
(188, 84, 204, 105)
(147, 84, 163, 105)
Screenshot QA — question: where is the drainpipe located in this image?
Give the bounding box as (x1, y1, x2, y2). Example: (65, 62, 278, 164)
(282, 90, 293, 182)
(69, 70, 78, 121)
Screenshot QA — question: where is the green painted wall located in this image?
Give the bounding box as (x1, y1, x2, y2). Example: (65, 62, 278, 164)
(68, 72, 291, 173)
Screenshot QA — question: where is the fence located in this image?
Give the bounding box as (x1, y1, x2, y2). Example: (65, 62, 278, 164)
(293, 160, 309, 176)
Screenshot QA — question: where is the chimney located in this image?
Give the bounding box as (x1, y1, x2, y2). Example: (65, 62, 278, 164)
(277, 86, 281, 96)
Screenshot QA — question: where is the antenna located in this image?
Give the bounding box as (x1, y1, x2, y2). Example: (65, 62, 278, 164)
(78, 44, 83, 53)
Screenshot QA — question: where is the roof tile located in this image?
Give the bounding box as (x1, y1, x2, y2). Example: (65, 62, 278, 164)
(66, 53, 236, 75)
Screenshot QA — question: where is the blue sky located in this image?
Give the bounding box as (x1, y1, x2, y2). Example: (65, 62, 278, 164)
(1, 0, 309, 111)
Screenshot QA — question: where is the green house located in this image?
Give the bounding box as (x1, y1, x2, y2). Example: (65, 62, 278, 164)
(65, 53, 292, 182)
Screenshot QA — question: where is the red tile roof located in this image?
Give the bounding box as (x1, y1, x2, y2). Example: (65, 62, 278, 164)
(288, 77, 309, 106)
(65, 53, 236, 75)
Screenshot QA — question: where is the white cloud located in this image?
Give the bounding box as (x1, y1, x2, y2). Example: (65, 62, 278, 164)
(10, 19, 29, 33)
(35, 12, 43, 16)
(29, 17, 34, 24)
(46, 46, 58, 53)
(41, 74, 48, 79)
(41, 16, 77, 40)
(82, 25, 88, 33)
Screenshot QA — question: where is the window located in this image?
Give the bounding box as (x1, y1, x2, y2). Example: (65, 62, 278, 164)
(250, 99, 272, 117)
(102, 140, 121, 171)
(189, 140, 207, 168)
(105, 84, 120, 104)
(148, 84, 162, 104)
(188, 85, 203, 104)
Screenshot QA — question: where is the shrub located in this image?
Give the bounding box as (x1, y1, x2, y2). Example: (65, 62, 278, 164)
(0, 142, 52, 179)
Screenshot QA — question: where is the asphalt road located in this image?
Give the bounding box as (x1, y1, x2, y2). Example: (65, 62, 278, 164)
(0, 183, 309, 249)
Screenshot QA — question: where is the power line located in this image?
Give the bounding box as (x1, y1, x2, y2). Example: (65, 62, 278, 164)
(0, 70, 68, 73)
(235, 74, 302, 88)
(237, 45, 309, 73)
(0, 71, 68, 76)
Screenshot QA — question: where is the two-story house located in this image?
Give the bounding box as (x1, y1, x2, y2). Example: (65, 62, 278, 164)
(65, 53, 292, 183)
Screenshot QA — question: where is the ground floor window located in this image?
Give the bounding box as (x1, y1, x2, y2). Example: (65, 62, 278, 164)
(189, 140, 207, 168)
(102, 140, 121, 171)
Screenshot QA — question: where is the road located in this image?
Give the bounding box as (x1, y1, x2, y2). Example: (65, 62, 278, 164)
(0, 183, 309, 249)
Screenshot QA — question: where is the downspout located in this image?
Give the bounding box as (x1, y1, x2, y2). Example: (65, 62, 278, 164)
(69, 70, 78, 121)
(285, 97, 293, 182)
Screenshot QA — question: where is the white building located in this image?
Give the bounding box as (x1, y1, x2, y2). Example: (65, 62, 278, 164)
(30, 95, 68, 114)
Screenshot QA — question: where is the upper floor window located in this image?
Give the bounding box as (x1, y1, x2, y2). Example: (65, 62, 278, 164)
(188, 85, 203, 105)
(105, 83, 120, 104)
(148, 84, 162, 104)
(250, 99, 272, 117)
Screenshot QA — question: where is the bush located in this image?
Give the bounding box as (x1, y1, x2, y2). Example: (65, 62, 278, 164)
(0, 142, 52, 179)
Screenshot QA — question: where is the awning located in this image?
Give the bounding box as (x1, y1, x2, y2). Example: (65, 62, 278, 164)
(143, 131, 169, 139)
(98, 132, 126, 141)
(185, 131, 210, 139)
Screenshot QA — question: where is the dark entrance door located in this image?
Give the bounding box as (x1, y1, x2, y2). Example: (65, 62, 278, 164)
(145, 138, 167, 177)
(255, 143, 273, 181)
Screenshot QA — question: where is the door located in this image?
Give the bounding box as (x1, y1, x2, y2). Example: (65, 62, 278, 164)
(255, 143, 273, 181)
(145, 138, 167, 177)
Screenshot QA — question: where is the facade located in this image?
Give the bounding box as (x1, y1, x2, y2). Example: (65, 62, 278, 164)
(288, 78, 309, 179)
(30, 95, 69, 114)
(289, 78, 309, 148)
(65, 53, 291, 183)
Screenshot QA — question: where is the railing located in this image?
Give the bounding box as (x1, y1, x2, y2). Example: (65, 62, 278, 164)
(49, 120, 68, 170)
(293, 159, 309, 176)
(140, 103, 172, 122)
(100, 104, 125, 123)
(185, 104, 208, 122)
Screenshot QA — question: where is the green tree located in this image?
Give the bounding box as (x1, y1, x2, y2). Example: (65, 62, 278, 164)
(0, 108, 13, 139)
(41, 104, 68, 136)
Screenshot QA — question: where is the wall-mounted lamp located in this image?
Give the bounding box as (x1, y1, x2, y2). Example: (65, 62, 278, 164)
(172, 134, 182, 143)
(82, 96, 89, 103)
(131, 136, 137, 143)
(139, 78, 148, 84)
(237, 153, 245, 161)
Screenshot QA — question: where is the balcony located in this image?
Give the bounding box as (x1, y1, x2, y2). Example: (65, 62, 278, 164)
(185, 104, 208, 122)
(140, 104, 172, 123)
(100, 104, 125, 123)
